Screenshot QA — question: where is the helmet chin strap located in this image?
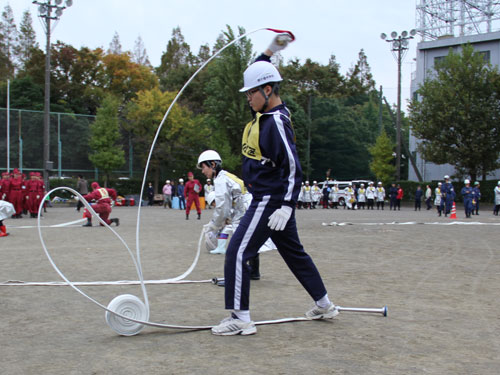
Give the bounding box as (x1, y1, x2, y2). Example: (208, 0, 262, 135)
(258, 86, 270, 113)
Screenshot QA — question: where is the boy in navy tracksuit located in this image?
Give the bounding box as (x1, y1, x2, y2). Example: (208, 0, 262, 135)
(212, 33, 337, 336)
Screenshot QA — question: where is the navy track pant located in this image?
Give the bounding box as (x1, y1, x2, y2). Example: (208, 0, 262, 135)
(224, 195, 328, 311)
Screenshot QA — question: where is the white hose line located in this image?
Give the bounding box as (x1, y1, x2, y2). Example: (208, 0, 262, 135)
(35, 28, 363, 336)
(0, 279, 214, 286)
(322, 221, 500, 226)
(9, 218, 86, 229)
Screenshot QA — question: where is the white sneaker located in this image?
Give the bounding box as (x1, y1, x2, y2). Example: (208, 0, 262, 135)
(210, 247, 226, 254)
(211, 315, 257, 336)
(305, 303, 339, 320)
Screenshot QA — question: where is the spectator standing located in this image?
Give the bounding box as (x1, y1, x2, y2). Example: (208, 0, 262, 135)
(414, 185, 423, 211)
(389, 183, 398, 210)
(204, 179, 215, 209)
(461, 179, 474, 218)
(425, 185, 432, 210)
(184, 172, 202, 220)
(434, 182, 443, 216)
(493, 181, 500, 216)
(147, 182, 154, 206)
(366, 182, 376, 210)
(162, 180, 173, 208)
(376, 182, 386, 210)
(395, 184, 403, 210)
(177, 178, 186, 210)
(472, 182, 481, 215)
(76, 175, 88, 212)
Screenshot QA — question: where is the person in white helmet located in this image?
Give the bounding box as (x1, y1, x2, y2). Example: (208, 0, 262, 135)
(376, 182, 386, 210)
(203, 178, 214, 209)
(493, 181, 500, 216)
(365, 182, 376, 210)
(162, 180, 173, 208)
(177, 178, 185, 210)
(461, 179, 473, 218)
(211, 33, 337, 336)
(441, 175, 455, 217)
(311, 181, 321, 209)
(301, 181, 312, 209)
(357, 183, 366, 209)
(197, 150, 266, 280)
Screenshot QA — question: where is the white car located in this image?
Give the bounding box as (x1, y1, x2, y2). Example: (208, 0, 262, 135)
(317, 180, 372, 206)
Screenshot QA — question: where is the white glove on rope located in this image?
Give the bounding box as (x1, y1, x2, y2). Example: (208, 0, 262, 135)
(204, 230, 218, 251)
(268, 33, 293, 54)
(268, 206, 293, 231)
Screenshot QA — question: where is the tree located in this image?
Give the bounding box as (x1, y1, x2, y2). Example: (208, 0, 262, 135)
(108, 32, 122, 55)
(89, 95, 125, 185)
(409, 44, 500, 181)
(14, 10, 37, 70)
(132, 35, 150, 66)
(369, 130, 396, 185)
(0, 4, 17, 77)
(203, 25, 254, 165)
(125, 87, 208, 190)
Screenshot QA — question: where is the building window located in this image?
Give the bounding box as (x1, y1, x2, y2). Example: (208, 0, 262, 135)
(434, 56, 446, 66)
(478, 50, 490, 62)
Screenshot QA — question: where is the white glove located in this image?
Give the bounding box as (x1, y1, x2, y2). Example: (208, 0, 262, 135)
(268, 206, 293, 231)
(203, 221, 218, 233)
(268, 33, 293, 53)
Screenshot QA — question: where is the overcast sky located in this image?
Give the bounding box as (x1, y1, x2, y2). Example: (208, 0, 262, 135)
(8, 0, 419, 107)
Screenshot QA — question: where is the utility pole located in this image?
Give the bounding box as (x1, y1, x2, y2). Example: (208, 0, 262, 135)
(33, 0, 73, 188)
(380, 29, 416, 180)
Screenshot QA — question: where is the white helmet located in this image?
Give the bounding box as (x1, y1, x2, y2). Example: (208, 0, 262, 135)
(206, 191, 216, 206)
(444, 175, 450, 179)
(179, 178, 184, 183)
(313, 181, 317, 184)
(207, 178, 211, 182)
(305, 181, 309, 184)
(197, 150, 222, 169)
(360, 183, 364, 187)
(464, 179, 470, 184)
(166, 180, 170, 184)
(239, 61, 282, 92)
(438, 182, 442, 186)
(497, 181, 500, 186)
(378, 181, 382, 185)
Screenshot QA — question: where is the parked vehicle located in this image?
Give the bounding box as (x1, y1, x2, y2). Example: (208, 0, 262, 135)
(317, 179, 371, 206)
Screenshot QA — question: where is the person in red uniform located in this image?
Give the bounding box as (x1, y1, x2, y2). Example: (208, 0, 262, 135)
(9, 169, 26, 218)
(35, 172, 46, 213)
(25, 172, 39, 218)
(0, 172, 12, 203)
(81, 182, 119, 227)
(184, 171, 202, 220)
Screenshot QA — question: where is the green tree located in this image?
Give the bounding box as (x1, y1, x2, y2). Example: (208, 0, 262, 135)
(369, 130, 396, 185)
(125, 87, 208, 190)
(0, 4, 17, 78)
(410, 44, 500, 181)
(14, 10, 37, 70)
(89, 95, 125, 185)
(203, 25, 254, 165)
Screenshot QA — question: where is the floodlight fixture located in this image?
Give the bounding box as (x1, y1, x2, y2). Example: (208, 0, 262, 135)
(66, 0, 73, 7)
(55, 0, 63, 5)
(55, 8, 63, 17)
(410, 29, 417, 36)
(402, 30, 408, 37)
(391, 31, 398, 38)
(380, 33, 387, 40)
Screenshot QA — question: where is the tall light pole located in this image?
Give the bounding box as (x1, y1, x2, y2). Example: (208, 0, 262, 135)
(380, 29, 416, 181)
(33, 0, 73, 188)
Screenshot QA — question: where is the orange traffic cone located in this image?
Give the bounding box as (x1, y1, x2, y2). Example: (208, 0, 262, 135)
(449, 202, 457, 219)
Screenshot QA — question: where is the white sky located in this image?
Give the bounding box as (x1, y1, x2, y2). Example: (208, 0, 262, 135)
(7, 0, 419, 107)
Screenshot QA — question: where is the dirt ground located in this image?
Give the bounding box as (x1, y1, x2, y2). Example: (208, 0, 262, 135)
(1, 203, 499, 374)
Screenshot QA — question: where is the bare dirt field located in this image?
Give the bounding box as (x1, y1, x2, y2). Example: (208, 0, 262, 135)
(1, 203, 499, 374)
